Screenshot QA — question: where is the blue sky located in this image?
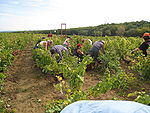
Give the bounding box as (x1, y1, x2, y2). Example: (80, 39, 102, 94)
(0, 0, 149, 31)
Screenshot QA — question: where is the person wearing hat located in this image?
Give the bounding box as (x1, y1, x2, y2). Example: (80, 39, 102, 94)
(38, 40, 53, 50)
(142, 33, 150, 41)
(73, 43, 84, 62)
(50, 45, 68, 63)
(89, 40, 105, 59)
(131, 33, 150, 57)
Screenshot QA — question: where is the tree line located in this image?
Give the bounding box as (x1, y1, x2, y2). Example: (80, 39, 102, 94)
(16, 20, 150, 37)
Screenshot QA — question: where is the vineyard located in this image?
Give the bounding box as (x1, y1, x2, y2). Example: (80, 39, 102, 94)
(0, 33, 150, 113)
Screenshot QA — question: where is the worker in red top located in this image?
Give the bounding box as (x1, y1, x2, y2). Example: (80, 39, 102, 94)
(48, 33, 53, 37)
(73, 43, 84, 62)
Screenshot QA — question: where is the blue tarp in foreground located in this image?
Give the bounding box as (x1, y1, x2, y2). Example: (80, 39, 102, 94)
(60, 100, 150, 113)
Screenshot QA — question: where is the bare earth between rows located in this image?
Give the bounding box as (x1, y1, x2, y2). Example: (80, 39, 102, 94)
(1, 44, 101, 113)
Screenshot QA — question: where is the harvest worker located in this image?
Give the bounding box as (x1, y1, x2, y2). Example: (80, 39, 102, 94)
(48, 33, 53, 37)
(131, 33, 150, 57)
(89, 40, 105, 59)
(37, 40, 53, 50)
(34, 37, 46, 49)
(81, 38, 93, 45)
(60, 100, 150, 113)
(50, 45, 68, 63)
(63, 36, 72, 48)
(73, 43, 84, 62)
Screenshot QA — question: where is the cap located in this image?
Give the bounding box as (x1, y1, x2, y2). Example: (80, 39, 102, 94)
(143, 33, 150, 37)
(101, 40, 105, 44)
(77, 43, 82, 47)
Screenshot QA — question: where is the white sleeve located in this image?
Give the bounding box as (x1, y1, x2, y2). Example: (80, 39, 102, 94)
(88, 39, 92, 45)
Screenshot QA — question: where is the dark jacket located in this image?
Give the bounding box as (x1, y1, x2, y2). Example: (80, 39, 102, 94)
(139, 40, 150, 56)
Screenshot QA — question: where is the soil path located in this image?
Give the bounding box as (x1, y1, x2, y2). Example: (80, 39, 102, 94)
(1, 44, 100, 113)
(1, 43, 119, 113)
(1, 44, 64, 113)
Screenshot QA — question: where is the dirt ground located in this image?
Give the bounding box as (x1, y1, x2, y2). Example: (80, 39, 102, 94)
(1, 44, 65, 113)
(1, 44, 150, 113)
(0, 44, 103, 113)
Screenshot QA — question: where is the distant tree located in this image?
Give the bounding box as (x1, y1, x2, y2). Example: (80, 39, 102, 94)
(109, 25, 117, 36)
(104, 29, 111, 36)
(78, 30, 88, 36)
(124, 29, 138, 37)
(116, 25, 125, 36)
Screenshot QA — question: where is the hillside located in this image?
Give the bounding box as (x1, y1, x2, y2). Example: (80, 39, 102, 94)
(15, 20, 150, 37)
